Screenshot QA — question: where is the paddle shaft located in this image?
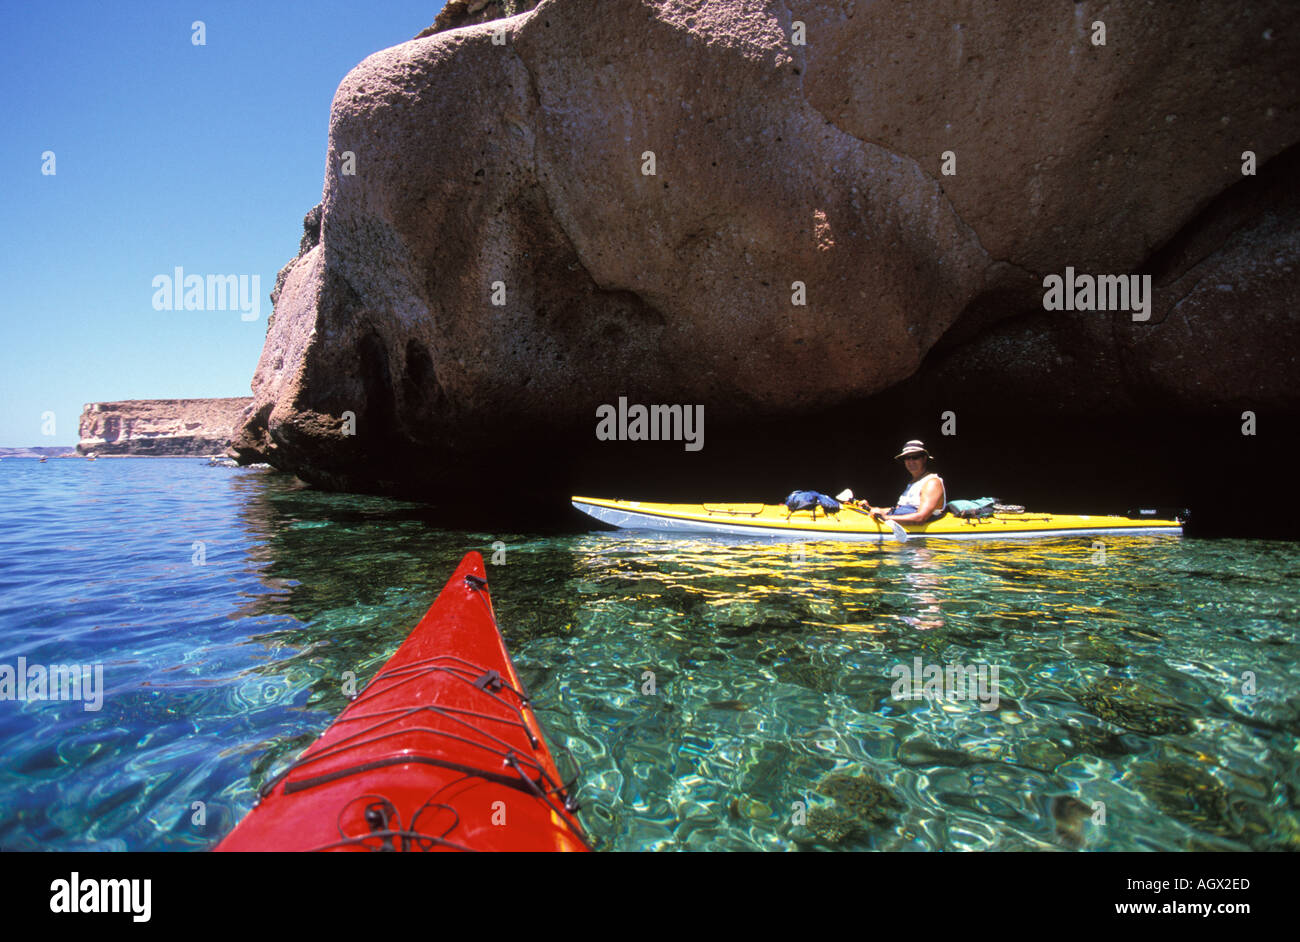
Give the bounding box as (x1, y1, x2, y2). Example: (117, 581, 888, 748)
(840, 500, 909, 542)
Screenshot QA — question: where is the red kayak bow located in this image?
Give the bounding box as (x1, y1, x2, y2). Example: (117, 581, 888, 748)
(216, 551, 589, 852)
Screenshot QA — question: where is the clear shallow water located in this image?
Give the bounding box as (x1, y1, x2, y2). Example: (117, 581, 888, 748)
(0, 458, 1297, 851)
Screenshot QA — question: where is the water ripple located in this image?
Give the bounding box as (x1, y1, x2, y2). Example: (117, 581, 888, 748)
(0, 459, 1297, 851)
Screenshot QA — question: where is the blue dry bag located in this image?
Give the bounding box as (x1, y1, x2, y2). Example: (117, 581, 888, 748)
(784, 490, 842, 516)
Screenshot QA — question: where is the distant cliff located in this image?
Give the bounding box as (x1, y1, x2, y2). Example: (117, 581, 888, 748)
(0, 446, 72, 458)
(78, 399, 253, 456)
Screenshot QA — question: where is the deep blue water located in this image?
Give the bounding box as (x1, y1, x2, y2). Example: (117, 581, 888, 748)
(0, 457, 1297, 851)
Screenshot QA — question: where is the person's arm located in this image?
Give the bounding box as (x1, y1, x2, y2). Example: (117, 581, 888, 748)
(884, 478, 944, 524)
(857, 499, 893, 516)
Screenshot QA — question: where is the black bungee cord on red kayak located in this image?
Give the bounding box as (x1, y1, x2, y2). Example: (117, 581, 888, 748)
(217, 554, 591, 853)
(316, 794, 477, 853)
(255, 653, 591, 850)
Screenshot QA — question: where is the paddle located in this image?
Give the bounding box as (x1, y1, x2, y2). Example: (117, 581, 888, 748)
(835, 489, 909, 543)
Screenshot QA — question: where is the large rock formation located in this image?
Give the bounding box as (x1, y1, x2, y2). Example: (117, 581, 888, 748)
(79, 399, 253, 456)
(234, 0, 1300, 503)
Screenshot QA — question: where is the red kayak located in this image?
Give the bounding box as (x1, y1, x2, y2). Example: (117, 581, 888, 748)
(216, 551, 589, 852)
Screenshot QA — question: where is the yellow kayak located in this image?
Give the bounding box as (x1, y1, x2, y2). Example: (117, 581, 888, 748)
(571, 496, 1183, 542)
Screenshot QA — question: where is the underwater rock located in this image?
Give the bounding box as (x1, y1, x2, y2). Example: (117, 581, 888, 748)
(817, 771, 903, 827)
(805, 806, 867, 845)
(1077, 679, 1194, 736)
(1063, 636, 1132, 667)
(1131, 757, 1264, 845)
(1050, 795, 1094, 849)
(1060, 722, 1138, 759)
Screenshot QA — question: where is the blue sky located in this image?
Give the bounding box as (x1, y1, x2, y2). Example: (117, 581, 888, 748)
(0, 1, 447, 445)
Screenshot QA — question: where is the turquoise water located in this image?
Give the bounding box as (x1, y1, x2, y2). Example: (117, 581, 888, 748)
(0, 458, 1297, 851)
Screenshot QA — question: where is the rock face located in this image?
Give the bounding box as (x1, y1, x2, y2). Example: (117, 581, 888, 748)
(418, 0, 541, 37)
(79, 399, 253, 456)
(235, 0, 1300, 499)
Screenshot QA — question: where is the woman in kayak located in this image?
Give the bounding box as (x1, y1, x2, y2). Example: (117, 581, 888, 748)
(859, 440, 947, 523)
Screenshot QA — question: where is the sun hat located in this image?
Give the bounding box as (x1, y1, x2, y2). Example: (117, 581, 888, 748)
(893, 440, 934, 461)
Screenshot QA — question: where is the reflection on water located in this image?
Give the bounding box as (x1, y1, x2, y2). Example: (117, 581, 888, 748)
(0, 458, 1297, 851)
(902, 546, 945, 631)
(521, 533, 1300, 850)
